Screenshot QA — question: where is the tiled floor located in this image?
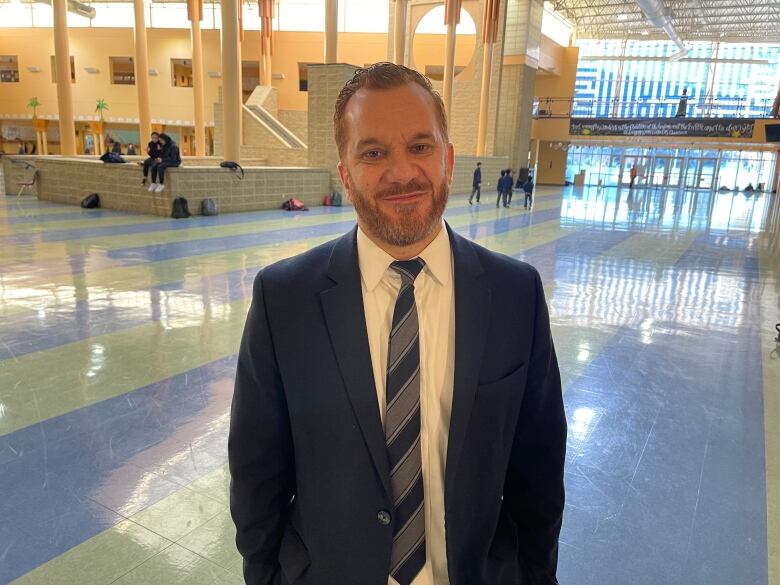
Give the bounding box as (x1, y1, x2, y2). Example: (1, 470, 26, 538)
(1, 184, 778, 585)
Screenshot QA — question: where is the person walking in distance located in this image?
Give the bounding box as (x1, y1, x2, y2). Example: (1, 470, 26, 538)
(228, 62, 566, 585)
(504, 169, 514, 208)
(524, 175, 535, 209)
(629, 164, 638, 188)
(495, 169, 506, 208)
(468, 162, 482, 204)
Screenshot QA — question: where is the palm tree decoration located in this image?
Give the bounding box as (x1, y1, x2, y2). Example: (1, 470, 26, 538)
(95, 98, 109, 121)
(27, 96, 40, 119)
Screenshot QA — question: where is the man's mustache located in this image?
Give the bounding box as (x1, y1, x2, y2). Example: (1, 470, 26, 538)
(376, 180, 431, 198)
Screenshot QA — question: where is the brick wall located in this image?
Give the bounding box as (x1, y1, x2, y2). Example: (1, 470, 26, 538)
(278, 110, 309, 143)
(32, 157, 330, 216)
(307, 63, 360, 194)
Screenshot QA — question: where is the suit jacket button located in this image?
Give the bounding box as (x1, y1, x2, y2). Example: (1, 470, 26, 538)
(377, 510, 392, 526)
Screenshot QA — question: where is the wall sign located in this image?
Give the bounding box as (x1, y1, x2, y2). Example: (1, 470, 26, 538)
(569, 118, 755, 138)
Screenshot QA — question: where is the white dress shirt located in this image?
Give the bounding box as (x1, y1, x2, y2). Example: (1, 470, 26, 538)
(357, 224, 455, 585)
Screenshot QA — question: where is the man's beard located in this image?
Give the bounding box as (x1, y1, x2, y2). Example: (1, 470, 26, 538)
(348, 176, 449, 248)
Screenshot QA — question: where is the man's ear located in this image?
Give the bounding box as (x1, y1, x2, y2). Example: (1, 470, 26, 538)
(446, 143, 455, 185)
(337, 161, 353, 202)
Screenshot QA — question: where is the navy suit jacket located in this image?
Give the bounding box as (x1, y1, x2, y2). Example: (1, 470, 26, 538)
(229, 224, 566, 585)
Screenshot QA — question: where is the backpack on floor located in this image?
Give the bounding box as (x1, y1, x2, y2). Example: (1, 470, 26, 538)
(80, 193, 100, 209)
(331, 191, 343, 206)
(200, 198, 218, 216)
(171, 197, 191, 219)
(281, 198, 308, 211)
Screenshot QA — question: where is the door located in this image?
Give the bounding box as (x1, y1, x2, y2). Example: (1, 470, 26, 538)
(620, 155, 650, 187)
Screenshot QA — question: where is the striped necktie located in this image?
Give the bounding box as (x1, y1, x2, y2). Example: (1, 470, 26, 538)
(386, 259, 426, 585)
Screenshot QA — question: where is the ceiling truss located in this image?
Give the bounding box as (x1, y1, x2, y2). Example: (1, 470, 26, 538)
(549, 0, 780, 42)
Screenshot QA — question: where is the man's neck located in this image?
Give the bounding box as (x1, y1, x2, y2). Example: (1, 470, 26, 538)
(359, 222, 443, 261)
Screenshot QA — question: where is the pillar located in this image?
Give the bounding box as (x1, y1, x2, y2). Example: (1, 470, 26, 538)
(52, 0, 76, 155)
(221, 0, 242, 162)
(133, 0, 152, 148)
(324, 0, 338, 63)
(494, 0, 544, 172)
(442, 0, 461, 117)
(393, 0, 407, 65)
(477, 0, 500, 156)
(259, 0, 273, 86)
(189, 0, 206, 157)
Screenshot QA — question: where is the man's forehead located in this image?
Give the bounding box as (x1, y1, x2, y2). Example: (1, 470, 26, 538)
(343, 83, 440, 136)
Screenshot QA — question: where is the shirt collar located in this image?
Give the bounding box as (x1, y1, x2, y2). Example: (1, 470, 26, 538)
(357, 222, 452, 291)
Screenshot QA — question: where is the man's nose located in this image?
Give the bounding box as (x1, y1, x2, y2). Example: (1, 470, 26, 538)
(385, 152, 419, 185)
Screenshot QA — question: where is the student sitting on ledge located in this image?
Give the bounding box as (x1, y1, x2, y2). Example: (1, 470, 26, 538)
(147, 133, 181, 193)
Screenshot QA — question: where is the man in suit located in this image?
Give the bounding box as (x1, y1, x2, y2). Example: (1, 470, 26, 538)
(229, 62, 566, 585)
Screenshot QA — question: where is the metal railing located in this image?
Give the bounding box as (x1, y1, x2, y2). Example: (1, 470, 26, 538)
(533, 96, 777, 119)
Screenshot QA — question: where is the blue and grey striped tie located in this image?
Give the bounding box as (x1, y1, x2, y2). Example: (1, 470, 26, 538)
(386, 259, 426, 585)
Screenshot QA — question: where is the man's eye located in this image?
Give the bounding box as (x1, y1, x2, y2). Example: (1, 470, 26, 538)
(412, 144, 431, 153)
(363, 150, 382, 159)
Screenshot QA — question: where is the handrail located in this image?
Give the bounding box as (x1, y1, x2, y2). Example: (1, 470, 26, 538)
(533, 96, 776, 119)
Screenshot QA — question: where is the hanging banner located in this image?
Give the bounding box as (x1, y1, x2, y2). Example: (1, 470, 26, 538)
(569, 118, 755, 138)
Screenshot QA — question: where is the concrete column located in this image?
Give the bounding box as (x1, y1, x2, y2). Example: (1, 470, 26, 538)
(477, 0, 500, 156)
(42, 132, 49, 155)
(324, 0, 338, 63)
(259, 0, 273, 86)
(442, 0, 461, 117)
(189, 0, 206, 157)
(36, 132, 43, 155)
(52, 0, 76, 155)
(221, 0, 242, 162)
(133, 0, 152, 148)
(494, 0, 544, 172)
(393, 0, 407, 65)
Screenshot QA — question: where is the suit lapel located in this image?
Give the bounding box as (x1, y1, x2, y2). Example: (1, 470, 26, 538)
(445, 226, 491, 496)
(320, 228, 393, 500)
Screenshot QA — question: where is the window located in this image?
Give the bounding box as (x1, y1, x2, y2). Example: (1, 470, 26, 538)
(171, 58, 193, 87)
(0, 55, 19, 83)
(51, 55, 75, 83)
(109, 56, 135, 85)
(298, 63, 320, 92)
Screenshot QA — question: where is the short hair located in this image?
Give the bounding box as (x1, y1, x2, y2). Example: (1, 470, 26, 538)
(151, 132, 159, 137)
(500, 170, 506, 176)
(334, 62, 448, 157)
(477, 162, 481, 166)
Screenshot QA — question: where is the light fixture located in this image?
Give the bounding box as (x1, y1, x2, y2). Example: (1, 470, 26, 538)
(148, 68, 159, 76)
(207, 71, 222, 78)
(26, 66, 42, 73)
(272, 72, 285, 80)
(84, 66, 99, 74)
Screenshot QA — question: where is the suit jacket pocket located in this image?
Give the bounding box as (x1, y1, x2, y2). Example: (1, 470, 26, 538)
(278, 523, 311, 585)
(477, 362, 527, 397)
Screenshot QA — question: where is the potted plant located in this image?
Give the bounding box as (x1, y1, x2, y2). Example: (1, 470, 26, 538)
(95, 98, 109, 122)
(27, 96, 40, 119)
(28, 97, 47, 133)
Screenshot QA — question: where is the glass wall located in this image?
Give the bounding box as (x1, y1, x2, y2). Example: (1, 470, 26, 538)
(565, 145, 777, 192)
(573, 39, 780, 118)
